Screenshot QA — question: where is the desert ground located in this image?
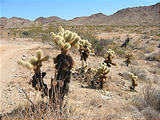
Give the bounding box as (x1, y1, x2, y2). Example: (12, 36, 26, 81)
(0, 25, 160, 120)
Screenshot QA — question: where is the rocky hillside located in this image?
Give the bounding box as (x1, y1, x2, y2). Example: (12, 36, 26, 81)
(67, 13, 107, 25)
(0, 3, 159, 28)
(68, 3, 160, 25)
(34, 16, 66, 24)
(0, 17, 33, 28)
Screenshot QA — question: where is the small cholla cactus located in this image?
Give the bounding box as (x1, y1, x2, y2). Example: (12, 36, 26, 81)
(79, 39, 94, 73)
(125, 52, 133, 66)
(91, 63, 110, 89)
(50, 26, 80, 104)
(104, 49, 116, 67)
(128, 72, 138, 92)
(17, 50, 49, 95)
(51, 26, 80, 53)
(18, 50, 49, 73)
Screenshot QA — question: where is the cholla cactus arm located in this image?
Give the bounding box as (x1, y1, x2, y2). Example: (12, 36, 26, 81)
(17, 60, 33, 70)
(128, 72, 138, 80)
(40, 55, 49, 62)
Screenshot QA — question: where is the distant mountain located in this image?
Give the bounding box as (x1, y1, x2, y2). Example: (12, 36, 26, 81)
(34, 16, 66, 24)
(0, 3, 159, 28)
(67, 3, 160, 25)
(104, 3, 160, 25)
(66, 13, 107, 25)
(0, 17, 33, 28)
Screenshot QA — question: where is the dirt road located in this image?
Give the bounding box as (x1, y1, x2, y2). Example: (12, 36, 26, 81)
(0, 38, 43, 114)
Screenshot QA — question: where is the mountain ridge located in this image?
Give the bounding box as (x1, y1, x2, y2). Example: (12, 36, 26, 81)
(1, 3, 159, 28)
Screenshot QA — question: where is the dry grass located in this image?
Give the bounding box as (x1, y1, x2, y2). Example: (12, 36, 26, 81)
(131, 85, 160, 120)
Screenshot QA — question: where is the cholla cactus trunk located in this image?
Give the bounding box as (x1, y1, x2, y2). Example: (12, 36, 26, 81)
(125, 57, 131, 66)
(31, 71, 48, 96)
(79, 50, 88, 73)
(104, 54, 112, 67)
(50, 52, 73, 107)
(130, 79, 137, 91)
(80, 49, 89, 62)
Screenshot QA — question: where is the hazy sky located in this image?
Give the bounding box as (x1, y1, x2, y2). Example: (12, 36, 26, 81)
(0, 0, 159, 20)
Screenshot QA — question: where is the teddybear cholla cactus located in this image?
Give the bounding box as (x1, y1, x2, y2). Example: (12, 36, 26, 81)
(124, 52, 133, 66)
(90, 63, 110, 89)
(128, 72, 138, 92)
(50, 26, 80, 104)
(104, 49, 116, 67)
(17, 50, 49, 95)
(51, 26, 80, 53)
(79, 39, 93, 73)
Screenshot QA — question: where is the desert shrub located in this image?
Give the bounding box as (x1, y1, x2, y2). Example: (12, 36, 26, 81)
(145, 52, 160, 62)
(141, 107, 160, 120)
(156, 33, 160, 37)
(143, 46, 154, 53)
(131, 85, 160, 120)
(129, 66, 147, 81)
(41, 33, 51, 43)
(2, 98, 77, 120)
(95, 42, 105, 56)
(114, 47, 126, 58)
(22, 31, 30, 36)
(104, 26, 114, 32)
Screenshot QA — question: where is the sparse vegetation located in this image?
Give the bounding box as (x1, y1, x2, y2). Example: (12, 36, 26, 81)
(1, 15, 160, 120)
(131, 85, 160, 120)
